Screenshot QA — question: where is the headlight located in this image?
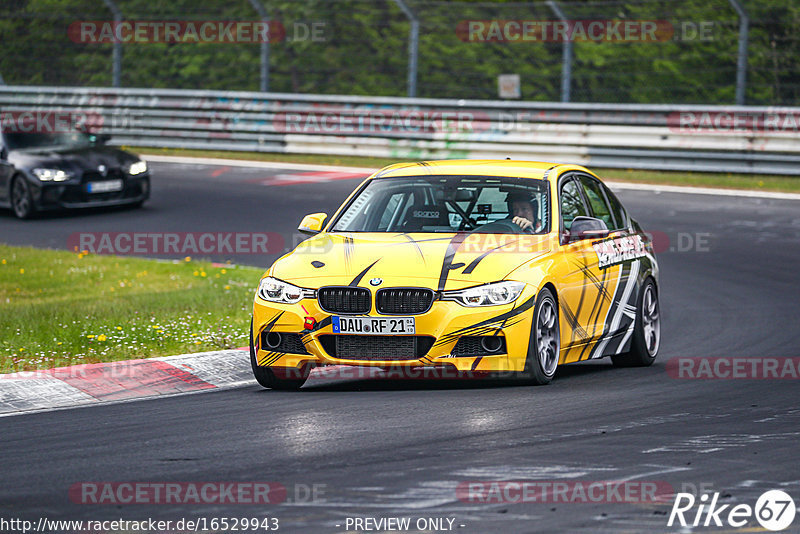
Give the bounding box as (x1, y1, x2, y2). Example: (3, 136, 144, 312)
(32, 168, 71, 182)
(128, 160, 147, 176)
(442, 281, 526, 307)
(257, 277, 311, 304)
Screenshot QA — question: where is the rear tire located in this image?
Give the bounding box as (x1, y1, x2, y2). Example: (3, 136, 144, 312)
(519, 287, 560, 385)
(611, 279, 660, 367)
(11, 176, 36, 219)
(249, 319, 309, 390)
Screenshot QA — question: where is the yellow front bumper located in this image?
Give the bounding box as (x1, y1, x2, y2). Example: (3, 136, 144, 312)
(251, 290, 536, 373)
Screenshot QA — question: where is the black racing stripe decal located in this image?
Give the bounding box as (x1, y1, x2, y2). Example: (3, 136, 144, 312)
(399, 234, 426, 264)
(262, 352, 284, 366)
(391, 234, 454, 243)
(462, 239, 521, 275)
(588, 262, 630, 359)
(258, 351, 281, 366)
(434, 295, 535, 347)
(559, 299, 587, 342)
(470, 357, 483, 371)
(257, 313, 286, 366)
(573, 254, 589, 339)
(349, 259, 380, 287)
(262, 311, 284, 334)
(437, 233, 469, 292)
(575, 259, 611, 361)
(343, 236, 354, 272)
(569, 257, 613, 304)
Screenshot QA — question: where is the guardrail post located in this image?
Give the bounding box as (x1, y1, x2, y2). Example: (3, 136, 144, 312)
(728, 0, 749, 105)
(546, 0, 572, 103)
(391, 0, 419, 98)
(247, 0, 270, 92)
(101, 0, 122, 87)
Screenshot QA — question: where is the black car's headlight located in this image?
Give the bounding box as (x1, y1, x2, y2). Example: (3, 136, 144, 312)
(441, 281, 526, 307)
(128, 160, 147, 176)
(257, 277, 313, 304)
(32, 168, 72, 182)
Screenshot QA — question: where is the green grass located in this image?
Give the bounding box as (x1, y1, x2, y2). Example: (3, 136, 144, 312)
(130, 146, 800, 194)
(0, 244, 263, 373)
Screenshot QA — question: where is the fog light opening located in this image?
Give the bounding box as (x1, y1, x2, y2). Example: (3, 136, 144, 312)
(481, 336, 503, 353)
(265, 332, 282, 349)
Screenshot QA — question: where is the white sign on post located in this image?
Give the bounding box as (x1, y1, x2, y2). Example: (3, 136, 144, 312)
(498, 74, 521, 99)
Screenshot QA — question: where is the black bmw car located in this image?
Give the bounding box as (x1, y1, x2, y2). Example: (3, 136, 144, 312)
(0, 131, 150, 219)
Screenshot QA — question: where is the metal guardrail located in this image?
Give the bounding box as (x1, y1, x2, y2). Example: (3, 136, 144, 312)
(1, 85, 799, 175)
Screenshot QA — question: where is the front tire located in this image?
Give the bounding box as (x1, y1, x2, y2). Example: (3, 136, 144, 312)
(249, 319, 309, 390)
(520, 287, 560, 385)
(11, 176, 36, 219)
(611, 279, 660, 367)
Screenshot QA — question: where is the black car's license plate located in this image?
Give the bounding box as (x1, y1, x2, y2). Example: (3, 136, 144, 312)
(86, 179, 123, 193)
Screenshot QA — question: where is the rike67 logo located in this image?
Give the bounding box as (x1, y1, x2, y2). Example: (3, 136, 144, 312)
(668, 490, 795, 531)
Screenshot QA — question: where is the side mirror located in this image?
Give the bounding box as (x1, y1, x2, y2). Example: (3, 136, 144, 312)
(298, 212, 328, 235)
(568, 216, 609, 241)
(0, 146, 7, 160)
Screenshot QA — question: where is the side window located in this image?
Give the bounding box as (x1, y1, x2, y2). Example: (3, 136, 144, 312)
(560, 178, 589, 231)
(579, 176, 614, 229)
(603, 186, 628, 230)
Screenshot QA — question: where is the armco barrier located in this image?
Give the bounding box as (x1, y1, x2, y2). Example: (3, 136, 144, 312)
(1, 86, 799, 175)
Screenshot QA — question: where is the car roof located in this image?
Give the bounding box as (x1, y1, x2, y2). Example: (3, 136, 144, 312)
(370, 159, 594, 181)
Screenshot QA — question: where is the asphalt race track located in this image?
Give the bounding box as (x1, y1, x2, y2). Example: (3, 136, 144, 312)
(2, 160, 800, 533)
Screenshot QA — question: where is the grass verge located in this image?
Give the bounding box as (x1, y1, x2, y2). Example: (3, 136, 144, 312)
(0, 244, 263, 373)
(131, 146, 800, 194)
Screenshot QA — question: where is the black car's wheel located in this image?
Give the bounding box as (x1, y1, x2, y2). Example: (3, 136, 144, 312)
(249, 319, 309, 390)
(612, 278, 660, 367)
(520, 287, 560, 385)
(11, 176, 36, 219)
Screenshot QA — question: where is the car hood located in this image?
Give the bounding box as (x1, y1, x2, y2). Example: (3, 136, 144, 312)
(9, 145, 139, 175)
(270, 232, 553, 290)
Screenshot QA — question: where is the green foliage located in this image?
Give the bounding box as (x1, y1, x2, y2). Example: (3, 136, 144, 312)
(0, 0, 798, 104)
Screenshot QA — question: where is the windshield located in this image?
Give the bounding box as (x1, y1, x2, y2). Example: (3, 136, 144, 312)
(331, 175, 550, 234)
(3, 132, 93, 151)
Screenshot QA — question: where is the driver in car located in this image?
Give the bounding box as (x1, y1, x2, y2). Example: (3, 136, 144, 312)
(506, 191, 542, 233)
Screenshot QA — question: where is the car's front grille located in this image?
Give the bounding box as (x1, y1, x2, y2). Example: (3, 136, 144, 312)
(82, 168, 124, 182)
(451, 336, 507, 357)
(318, 335, 434, 360)
(376, 288, 435, 315)
(317, 287, 371, 314)
(260, 332, 309, 354)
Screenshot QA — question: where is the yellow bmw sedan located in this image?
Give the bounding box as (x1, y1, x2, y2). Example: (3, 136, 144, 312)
(250, 160, 660, 389)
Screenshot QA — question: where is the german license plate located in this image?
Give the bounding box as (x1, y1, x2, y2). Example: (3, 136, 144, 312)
(87, 179, 123, 193)
(332, 316, 415, 335)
